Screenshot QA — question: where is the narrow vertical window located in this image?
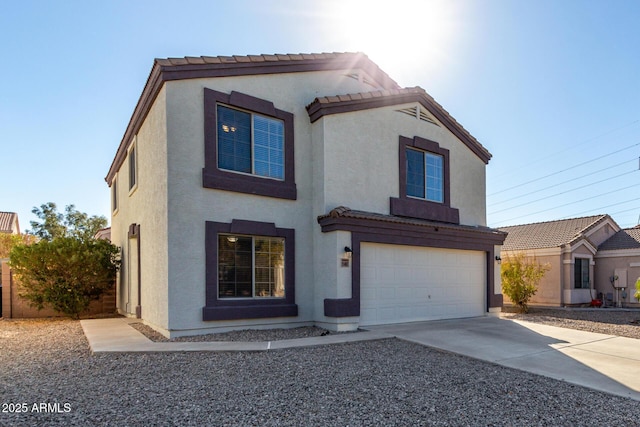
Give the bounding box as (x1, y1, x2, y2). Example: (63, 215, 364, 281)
(129, 145, 137, 191)
(112, 179, 118, 213)
(574, 258, 590, 289)
(406, 148, 425, 198)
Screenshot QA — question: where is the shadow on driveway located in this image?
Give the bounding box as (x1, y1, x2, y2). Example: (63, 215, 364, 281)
(364, 316, 640, 401)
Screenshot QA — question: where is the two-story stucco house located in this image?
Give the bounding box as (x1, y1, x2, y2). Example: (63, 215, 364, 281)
(106, 52, 507, 337)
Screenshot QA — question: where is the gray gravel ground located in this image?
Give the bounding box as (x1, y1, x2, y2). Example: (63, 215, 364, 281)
(501, 307, 640, 339)
(2, 314, 640, 426)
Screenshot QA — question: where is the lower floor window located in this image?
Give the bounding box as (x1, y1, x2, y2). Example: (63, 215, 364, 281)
(218, 234, 285, 298)
(574, 258, 590, 289)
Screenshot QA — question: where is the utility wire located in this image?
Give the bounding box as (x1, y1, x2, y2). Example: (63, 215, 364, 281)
(488, 158, 638, 207)
(562, 201, 640, 219)
(488, 141, 640, 197)
(491, 118, 640, 181)
(488, 169, 638, 215)
(492, 183, 640, 226)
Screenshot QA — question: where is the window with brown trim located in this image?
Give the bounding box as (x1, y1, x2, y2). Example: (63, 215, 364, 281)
(203, 89, 296, 200)
(204, 220, 297, 321)
(390, 135, 460, 224)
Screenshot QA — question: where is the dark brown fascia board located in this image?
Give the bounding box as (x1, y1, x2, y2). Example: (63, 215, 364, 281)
(318, 215, 507, 249)
(307, 90, 492, 165)
(105, 53, 400, 185)
(106, 63, 163, 185)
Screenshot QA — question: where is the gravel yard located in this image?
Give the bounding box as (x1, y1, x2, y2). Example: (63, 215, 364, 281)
(1, 311, 640, 426)
(501, 307, 640, 339)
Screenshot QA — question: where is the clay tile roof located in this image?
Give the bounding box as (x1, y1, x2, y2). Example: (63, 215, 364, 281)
(318, 206, 506, 237)
(106, 52, 400, 185)
(499, 215, 609, 251)
(0, 211, 19, 234)
(598, 227, 640, 251)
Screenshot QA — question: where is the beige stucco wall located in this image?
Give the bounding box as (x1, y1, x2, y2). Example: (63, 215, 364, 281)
(111, 68, 493, 335)
(315, 103, 487, 226)
(110, 86, 170, 330)
(160, 71, 386, 334)
(501, 251, 561, 306)
(595, 251, 640, 306)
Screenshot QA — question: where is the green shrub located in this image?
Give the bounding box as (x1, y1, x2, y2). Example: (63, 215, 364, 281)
(9, 237, 120, 319)
(501, 253, 550, 313)
(634, 278, 640, 302)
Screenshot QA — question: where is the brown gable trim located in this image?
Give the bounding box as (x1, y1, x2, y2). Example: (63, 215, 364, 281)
(106, 52, 399, 185)
(306, 88, 492, 164)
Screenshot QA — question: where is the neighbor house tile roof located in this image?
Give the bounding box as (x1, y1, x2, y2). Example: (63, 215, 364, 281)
(0, 211, 19, 234)
(498, 215, 609, 251)
(106, 52, 400, 184)
(598, 226, 640, 251)
(306, 87, 492, 164)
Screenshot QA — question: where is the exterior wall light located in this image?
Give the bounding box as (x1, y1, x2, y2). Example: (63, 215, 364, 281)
(344, 246, 353, 259)
(495, 255, 502, 264)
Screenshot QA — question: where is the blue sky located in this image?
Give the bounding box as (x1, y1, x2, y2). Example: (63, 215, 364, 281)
(1, 0, 639, 231)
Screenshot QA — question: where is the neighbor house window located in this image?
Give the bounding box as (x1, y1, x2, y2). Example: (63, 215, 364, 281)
(406, 148, 443, 202)
(217, 106, 284, 180)
(203, 89, 296, 200)
(129, 144, 137, 191)
(574, 258, 590, 289)
(218, 234, 285, 298)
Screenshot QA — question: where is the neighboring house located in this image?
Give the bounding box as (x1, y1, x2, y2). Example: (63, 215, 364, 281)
(500, 215, 640, 307)
(94, 227, 112, 241)
(106, 52, 507, 338)
(0, 212, 20, 234)
(0, 211, 19, 317)
(595, 225, 640, 306)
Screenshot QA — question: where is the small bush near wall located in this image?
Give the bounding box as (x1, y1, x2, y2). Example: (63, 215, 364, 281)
(501, 253, 551, 313)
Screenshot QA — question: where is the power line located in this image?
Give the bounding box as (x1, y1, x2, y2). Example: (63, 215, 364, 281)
(562, 200, 640, 220)
(488, 158, 637, 207)
(491, 118, 640, 181)
(488, 169, 638, 215)
(491, 183, 640, 226)
(488, 141, 640, 197)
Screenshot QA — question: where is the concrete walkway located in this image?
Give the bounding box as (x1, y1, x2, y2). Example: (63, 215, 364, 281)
(81, 316, 640, 401)
(80, 317, 390, 353)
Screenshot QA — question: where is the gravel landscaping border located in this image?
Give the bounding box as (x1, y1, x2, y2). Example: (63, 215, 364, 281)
(2, 310, 640, 426)
(501, 306, 640, 339)
(128, 323, 342, 342)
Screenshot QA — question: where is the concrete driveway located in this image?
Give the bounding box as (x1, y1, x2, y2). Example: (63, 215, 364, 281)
(365, 316, 640, 401)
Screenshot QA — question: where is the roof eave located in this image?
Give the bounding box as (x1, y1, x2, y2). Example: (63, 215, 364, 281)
(105, 52, 400, 185)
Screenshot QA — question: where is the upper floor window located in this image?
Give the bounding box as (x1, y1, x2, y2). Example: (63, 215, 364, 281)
(128, 144, 137, 192)
(217, 105, 284, 180)
(406, 148, 443, 203)
(111, 178, 118, 213)
(203, 89, 296, 200)
(390, 135, 459, 224)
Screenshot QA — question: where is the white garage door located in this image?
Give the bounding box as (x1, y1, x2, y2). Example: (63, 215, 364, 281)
(360, 243, 486, 326)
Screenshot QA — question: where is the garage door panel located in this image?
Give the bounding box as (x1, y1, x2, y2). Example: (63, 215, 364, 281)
(360, 243, 486, 326)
